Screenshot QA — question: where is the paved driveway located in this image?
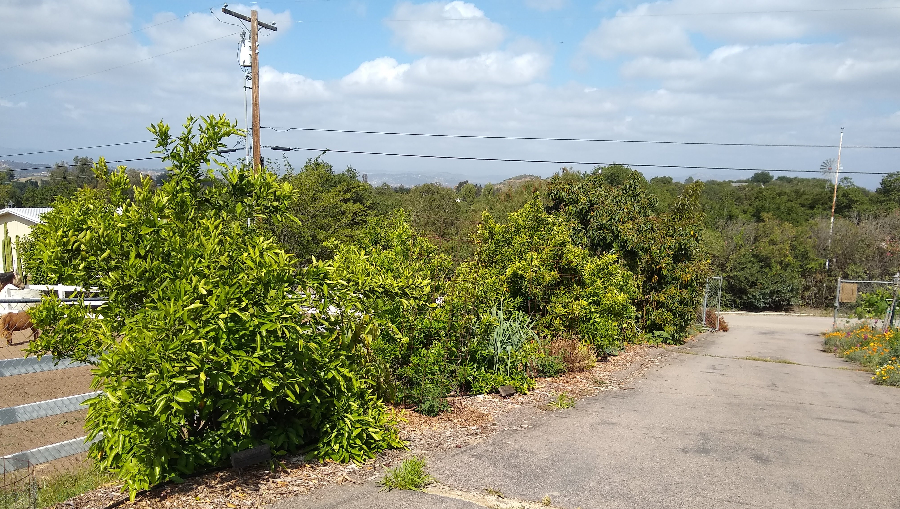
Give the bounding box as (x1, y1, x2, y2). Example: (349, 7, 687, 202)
(275, 314, 900, 508)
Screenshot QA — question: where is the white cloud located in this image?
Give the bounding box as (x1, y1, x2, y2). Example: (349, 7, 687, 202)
(0, 100, 26, 108)
(407, 51, 551, 87)
(261, 67, 330, 103)
(341, 58, 411, 93)
(386, 1, 506, 56)
(581, 4, 696, 60)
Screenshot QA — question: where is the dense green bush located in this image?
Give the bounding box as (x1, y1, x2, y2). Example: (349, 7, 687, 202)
(547, 168, 706, 340)
(26, 116, 401, 496)
(468, 200, 638, 353)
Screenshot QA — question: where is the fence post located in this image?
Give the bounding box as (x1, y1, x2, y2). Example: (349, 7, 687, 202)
(701, 279, 709, 329)
(890, 273, 900, 329)
(833, 277, 842, 331)
(715, 277, 722, 331)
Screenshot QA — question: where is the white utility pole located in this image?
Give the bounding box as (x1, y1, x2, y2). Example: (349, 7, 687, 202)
(826, 128, 844, 270)
(222, 4, 277, 173)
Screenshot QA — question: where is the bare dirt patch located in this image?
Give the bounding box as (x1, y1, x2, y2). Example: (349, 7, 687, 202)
(0, 364, 93, 408)
(51, 342, 675, 509)
(0, 410, 87, 457)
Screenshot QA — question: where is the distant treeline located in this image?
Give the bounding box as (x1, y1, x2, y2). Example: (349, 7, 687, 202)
(17, 155, 900, 310)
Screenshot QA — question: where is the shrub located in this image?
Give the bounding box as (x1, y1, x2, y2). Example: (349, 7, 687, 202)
(546, 338, 596, 373)
(547, 167, 708, 340)
(469, 200, 638, 353)
(26, 116, 401, 496)
(704, 309, 729, 331)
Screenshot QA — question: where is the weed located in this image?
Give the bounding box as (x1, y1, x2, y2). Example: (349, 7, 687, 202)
(485, 487, 504, 498)
(380, 457, 433, 491)
(548, 338, 596, 373)
(30, 464, 117, 508)
(541, 494, 553, 506)
(548, 393, 576, 410)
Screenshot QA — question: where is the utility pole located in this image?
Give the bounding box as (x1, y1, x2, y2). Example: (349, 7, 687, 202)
(222, 4, 277, 173)
(826, 128, 844, 270)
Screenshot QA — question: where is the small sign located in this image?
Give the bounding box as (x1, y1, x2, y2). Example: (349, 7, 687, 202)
(840, 283, 858, 303)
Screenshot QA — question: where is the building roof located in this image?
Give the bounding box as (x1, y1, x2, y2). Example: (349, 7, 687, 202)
(0, 208, 52, 225)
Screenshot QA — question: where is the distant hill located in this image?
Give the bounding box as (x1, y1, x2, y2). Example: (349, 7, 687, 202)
(495, 174, 544, 191)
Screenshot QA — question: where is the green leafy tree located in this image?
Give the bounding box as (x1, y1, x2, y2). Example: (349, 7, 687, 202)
(467, 200, 638, 352)
(26, 115, 400, 496)
(547, 166, 708, 339)
(267, 157, 374, 264)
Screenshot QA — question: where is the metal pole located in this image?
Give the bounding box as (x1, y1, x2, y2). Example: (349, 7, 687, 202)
(250, 9, 261, 173)
(826, 128, 844, 270)
(891, 273, 899, 329)
(833, 277, 842, 330)
(715, 277, 722, 331)
(701, 279, 709, 328)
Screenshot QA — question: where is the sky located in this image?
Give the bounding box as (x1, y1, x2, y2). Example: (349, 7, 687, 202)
(1, 0, 899, 187)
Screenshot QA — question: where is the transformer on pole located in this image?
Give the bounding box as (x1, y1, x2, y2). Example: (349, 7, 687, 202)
(222, 4, 277, 173)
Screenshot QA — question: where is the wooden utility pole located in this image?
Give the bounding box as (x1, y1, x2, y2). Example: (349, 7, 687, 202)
(222, 5, 277, 173)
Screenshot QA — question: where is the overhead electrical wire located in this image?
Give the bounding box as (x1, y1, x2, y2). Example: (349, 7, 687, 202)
(0, 10, 211, 72)
(260, 126, 900, 150)
(5, 148, 244, 173)
(0, 32, 238, 100)
(263, 145, 894, 175)
(0, 140, 155, 160)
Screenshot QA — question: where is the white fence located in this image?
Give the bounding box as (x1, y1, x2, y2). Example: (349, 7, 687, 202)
(0, 285, 104, 476)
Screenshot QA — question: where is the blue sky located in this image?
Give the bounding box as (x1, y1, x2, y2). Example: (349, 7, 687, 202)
(2, 0, 899, 187)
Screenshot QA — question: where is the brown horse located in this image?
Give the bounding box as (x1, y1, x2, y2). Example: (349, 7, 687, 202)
(0, 272, 22, 290)
(2, 311, 37, 346)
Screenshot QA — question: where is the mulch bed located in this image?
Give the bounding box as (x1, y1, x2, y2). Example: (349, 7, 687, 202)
(52, 343, 672, 509)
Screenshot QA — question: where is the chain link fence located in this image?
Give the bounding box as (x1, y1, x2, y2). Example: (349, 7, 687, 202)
(698, 276, 724, 331)
(1, 287, 105, 509)
(832, 276, 900, 331)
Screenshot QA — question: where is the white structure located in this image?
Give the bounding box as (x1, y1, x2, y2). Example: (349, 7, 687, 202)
(0, 207, 51, 271)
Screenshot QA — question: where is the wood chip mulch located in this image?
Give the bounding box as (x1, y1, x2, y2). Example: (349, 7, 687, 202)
(53, 342, 673, 509)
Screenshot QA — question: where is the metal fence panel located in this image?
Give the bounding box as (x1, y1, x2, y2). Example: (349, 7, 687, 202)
(0, 357, 91, 378)
(0, 392, 100, 427)
(0, 436, 99, 475)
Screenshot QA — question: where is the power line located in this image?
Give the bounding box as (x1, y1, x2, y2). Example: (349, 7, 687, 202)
(260, 126, 899, 150)
(0, 140, 155, 160)
(0, 11, 208, 72)
(0, 32, 238, 100)
(3, 146, 246, 173)
(5, 156, 163, 174)
(264, 145, 894, 175)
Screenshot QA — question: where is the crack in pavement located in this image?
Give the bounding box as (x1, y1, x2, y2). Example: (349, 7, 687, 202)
(670, 350, 865, 371)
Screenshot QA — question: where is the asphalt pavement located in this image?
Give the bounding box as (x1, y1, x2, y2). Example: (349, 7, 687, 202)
(273, 314, 900, 509)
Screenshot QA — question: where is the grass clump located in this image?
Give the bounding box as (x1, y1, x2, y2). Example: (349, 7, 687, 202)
(37, 465, 117, 508)
(380, 456, 433, 491)
(0, 463, 118, 509)
(547, 393, 576, 410)
(825, 326, 900, 386)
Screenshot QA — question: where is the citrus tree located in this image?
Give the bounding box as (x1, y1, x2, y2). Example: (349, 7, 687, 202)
(26, 115, 400, 496)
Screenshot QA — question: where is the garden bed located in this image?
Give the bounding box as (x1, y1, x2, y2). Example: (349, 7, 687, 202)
(50, 343, 670, 509)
